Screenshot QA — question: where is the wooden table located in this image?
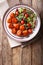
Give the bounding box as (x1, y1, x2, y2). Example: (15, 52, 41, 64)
(0, 0, 43, 65)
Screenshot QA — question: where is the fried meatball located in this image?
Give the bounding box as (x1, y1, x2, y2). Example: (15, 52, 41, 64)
(7, 17, 12, 23)
(20, 25, 25, 31)
(12, 18, 18, 23)
(13, 23, 20, 30)
(8, 23, 14, 29)
(10, 12, 15, 18)
(12, 28, 16, 34)
(23, 30, 28, 36)
(17, 30, 22, 36)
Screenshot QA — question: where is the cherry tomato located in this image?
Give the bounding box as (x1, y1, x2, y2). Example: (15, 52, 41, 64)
(12, 18, 18, 23)
(7, 17, 12, 23)
(23, 30, 28, 36)
(27, 23, 31, 27)
(21, 20, 25, 24)
(12, 28, 16, 34)
(25, 13, 28, 18)
(28, 29, 32, 34)
(8, 23, 14, 29)
(15, 11, 19, 16)
(16, 9, 18, 11)
(20, 25, 25, 31)
(13, 23, 20, 30)
(10, 13, 15, 18)
(17, 30, 22, 36)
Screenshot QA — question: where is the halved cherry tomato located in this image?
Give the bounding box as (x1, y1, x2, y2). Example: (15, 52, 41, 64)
(7, 17, 12, 23)
(13, 23, 20, 30)
(12, 18, 18, 23)
(28, 29, 32, 34)
(27, 23, 31, 27)
(17, 30, 22, 36)
(22, 30, 28, 36)
(21, 20, 25, 24)
(10, 13, 15, 18)
(20, 25, 25, 31)
(8, 23, 14, 29)
(12, 28, 16, 34)
(25, 13, 28, 18)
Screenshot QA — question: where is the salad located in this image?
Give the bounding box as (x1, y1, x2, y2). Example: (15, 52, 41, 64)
(7, 8, 37, 37)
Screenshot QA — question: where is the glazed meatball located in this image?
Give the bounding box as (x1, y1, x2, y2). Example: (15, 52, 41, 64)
(23, 30, 28, 36)
(12, 18, 18, 23)
(7, 17, 12, 23)
(10, 12, 15, 18)
(8, 23, 14, 29)
(17, 30, 22, 36)
(20, 25, 25, 31)
(13, 23, 20, 30)
(12, 28, 16, 34)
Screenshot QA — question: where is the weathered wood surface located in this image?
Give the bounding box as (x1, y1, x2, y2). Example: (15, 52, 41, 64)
(12, 47, 21, 65)
(32, 0, 43, 13)
(0, 0, 43, 65)
(22, 45, 31, 65)
(0, 19, 2, 65)
(32, 39, 42, 65)
(22, 0, 32, 6)
(32, 0, 43, 65)
(8, 0, 20, 7)
(2, 29, 12, 65)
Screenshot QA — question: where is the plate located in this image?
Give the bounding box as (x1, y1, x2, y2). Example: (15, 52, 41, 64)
(2, 4, 41, 42)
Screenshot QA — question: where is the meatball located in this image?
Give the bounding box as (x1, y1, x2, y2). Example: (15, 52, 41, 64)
(8, 23, 14, 29)
(10, 12, 15, 18)
(7, 17, 12, 23)
(13, 23, 20, 30)
(22, 30, 28, 36)
(12, 28, 16, 34)
(12, 18, 18, 23)
(28, 29, 32, 34)
(17, 30, 22, 36)
(20, 25, 25, 31)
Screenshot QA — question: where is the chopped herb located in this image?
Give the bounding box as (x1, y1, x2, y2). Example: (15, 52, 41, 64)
(19, 8, 23, 13)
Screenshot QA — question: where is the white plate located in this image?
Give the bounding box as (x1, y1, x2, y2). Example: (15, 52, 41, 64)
(2, 4, 41, 42)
